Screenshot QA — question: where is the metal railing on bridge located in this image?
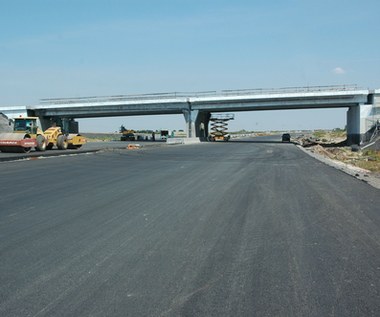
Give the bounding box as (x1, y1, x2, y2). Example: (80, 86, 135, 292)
(220, 84, 359, 96)
(39, 85, 361, 105)
(39, 91, 216, 105)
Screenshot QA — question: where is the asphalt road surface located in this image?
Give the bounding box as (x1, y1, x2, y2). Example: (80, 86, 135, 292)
(0, 140, 163, 161)
(0, 136, 379, 316)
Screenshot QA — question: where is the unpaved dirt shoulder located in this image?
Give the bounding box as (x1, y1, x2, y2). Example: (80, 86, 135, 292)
(297, 145, 380, 190)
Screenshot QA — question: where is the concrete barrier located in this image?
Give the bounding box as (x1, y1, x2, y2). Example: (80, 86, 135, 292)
(166, 138, 201, 145)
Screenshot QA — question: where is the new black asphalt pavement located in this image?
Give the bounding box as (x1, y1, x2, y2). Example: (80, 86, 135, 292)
(0, 137, 379, 316)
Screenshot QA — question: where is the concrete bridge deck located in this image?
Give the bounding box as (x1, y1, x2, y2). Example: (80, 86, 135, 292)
(32, 85, 369, 117)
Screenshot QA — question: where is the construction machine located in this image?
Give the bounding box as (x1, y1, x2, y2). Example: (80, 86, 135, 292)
(208, 113, 234, 141)
(120, 125, 136, 141)
(0, 116, 86, 153)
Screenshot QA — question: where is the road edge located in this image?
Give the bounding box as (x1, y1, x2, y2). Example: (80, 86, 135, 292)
(296, 145, 380, 190)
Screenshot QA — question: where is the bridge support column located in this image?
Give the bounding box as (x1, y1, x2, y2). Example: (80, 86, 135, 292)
(183, 110, 210, 139)
(37, 117, 54, 131)
(195, 111, 211, 140)
(183, 109, 195, 138)
(347, 106, 360, 145)
(346, 104, 373, 145)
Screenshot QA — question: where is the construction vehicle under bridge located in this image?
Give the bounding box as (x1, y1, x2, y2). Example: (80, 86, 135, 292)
(208, 113, 234, 141)
(0, 116, 86, 153)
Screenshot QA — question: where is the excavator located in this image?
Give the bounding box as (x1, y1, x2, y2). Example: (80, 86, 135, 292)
(0, 116, 86, 153)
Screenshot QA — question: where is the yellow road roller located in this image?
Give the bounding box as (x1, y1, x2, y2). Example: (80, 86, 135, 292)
(0, 117, 86, 153)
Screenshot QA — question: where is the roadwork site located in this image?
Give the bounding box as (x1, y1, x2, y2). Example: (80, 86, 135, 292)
(0, 140, 166, 162)
(1, 126, 380, 190)
(1, 135, 379, 317)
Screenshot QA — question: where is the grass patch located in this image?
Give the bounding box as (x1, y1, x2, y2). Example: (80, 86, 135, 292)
(355, 150, 380, 172)
(313, 129, 346, 140)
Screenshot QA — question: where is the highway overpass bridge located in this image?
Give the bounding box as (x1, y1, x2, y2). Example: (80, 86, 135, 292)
(1, 85, 380, 144)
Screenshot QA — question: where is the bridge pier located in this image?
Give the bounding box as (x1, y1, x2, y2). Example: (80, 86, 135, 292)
(346, 103, 377, 145)
(183, 109, 210, 139)
(346, 106, 361, 145)
(31, 115, 80, 134)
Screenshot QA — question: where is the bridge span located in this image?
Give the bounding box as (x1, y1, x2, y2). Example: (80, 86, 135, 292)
(1, 85, 379, 144)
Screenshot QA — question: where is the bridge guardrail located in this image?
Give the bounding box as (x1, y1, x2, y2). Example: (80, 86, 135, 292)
(39, 85, 361, 105)
(220, 84, 359, 96)
(39, 91, 218, 105)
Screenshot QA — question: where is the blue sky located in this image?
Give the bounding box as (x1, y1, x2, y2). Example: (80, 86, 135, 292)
(1, 0, 379, 132)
